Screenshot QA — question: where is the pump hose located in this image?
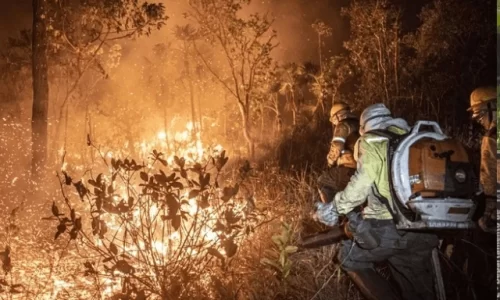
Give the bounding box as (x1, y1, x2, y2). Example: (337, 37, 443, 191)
(298, 222, 353, 249)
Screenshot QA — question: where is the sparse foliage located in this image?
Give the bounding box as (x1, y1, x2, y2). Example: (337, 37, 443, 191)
(187, 0, 278, 158)
(45, 141, 266, 298)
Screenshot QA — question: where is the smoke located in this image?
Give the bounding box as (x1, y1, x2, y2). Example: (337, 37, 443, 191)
(0, 0, 352, 165)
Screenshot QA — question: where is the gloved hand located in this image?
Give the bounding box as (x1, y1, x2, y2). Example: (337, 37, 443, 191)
(478, 216, 496, 234)
(478, 198, 496, 234)
(326, 155, 336, 168)
(313, 201, 339, 227)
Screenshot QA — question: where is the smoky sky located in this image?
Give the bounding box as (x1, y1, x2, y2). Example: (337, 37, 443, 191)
(0, 0, 351, 64)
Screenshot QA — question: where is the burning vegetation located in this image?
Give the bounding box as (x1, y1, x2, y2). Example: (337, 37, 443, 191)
(0, 0, 496, 299)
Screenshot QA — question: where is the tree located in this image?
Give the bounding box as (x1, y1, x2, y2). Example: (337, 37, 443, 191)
(188, 0, 278, 159)
(31, 0, 50, 183)
(341, 0, 402, 109)
(175, 25, 199, 138)
(30, 0, 167, 183)
(279, 63, 301, 126)
(311, 20, 332, 75)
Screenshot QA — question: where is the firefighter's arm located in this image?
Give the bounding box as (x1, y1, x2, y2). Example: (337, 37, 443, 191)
(334, 138, 381, 214)
(327, 123, 350, 166)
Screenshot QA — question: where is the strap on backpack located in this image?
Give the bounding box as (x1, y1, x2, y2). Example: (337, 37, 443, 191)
(364, 129, 412, 224)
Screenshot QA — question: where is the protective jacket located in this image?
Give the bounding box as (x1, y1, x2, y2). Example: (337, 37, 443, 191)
(334, 126, 408, 220)
(327, 118, 359, 168)
(479, 129, 497, 228)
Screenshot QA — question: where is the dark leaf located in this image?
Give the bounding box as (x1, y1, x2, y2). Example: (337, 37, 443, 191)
(188, 189, 200, 199)
(96, 174, 103, 186)
(87, 134, 91, 146)
(154, 174, 166, 185)
(207, 247, 225, 261)
(62, 171, 72, 185)
(213, 220, 225, 232)
(180, 169, 187, 179)
(166, 194, 179, 216)
(171, 181, 184, 189)
(69, 228, 78, 240)
(55, 223, 66, 240)
(51, 202, 60, 217)
(99, 220, 108, 238)
(174, 156, 185, 168)
(140, 172, 149, 182)
(199, 193, 210, 209)
(221, 187, 235, 202)
(114, 260, 134, 274)
(92, 218, 99, 235)
(74, 181, 88, 200)
(167, 172, 176, 182)
(136, 290, 146, 300)
(102, 257, 114, 263)
(70, 209, 75, 222)
(74, 217, 82, 231)
(222, 238, 238, 258)
(83, 261, 97, 275)
(128, 197, 134, 207)
(158, 158, 168, 166)
(172, 215, 181, 231)
(110, 242, 118, 256)
(151, 191, 159, 202)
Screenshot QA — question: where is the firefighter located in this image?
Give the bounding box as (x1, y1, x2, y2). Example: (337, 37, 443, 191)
(468, 86, 496, 233)
(316, 102, 360, 202)
(315, 103, 438, 300)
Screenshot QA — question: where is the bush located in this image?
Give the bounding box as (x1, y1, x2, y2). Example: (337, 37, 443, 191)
(39, 146, 267, 299)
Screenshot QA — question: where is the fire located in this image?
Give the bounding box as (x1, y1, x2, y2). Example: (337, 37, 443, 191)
(7, 119, 255, 299)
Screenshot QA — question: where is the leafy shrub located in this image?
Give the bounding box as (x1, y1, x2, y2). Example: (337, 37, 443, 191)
(42, 147, 266, 299)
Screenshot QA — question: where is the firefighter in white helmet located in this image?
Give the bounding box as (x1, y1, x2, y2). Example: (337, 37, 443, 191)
(468, 86, 497, 233)
(316, 102, 360, 202)
(315, 103, 438, 300)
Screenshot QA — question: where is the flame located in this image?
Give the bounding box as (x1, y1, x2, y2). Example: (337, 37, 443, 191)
(38, 119, 248, 299)
(157, 131, 167, 140)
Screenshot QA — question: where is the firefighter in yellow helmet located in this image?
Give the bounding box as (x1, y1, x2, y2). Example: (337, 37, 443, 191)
(327, 102, 359, 168)
(468, 86, 497, 233)
(316, 102, 360, 202)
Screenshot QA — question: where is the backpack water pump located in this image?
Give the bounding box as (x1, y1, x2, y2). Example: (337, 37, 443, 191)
(383, 121, 478, 230)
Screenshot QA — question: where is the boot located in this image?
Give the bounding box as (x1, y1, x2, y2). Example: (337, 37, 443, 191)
(346, 269, 401, 300)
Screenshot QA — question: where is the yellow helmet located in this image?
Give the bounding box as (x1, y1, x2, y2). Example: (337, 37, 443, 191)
(468, 86, 496, 119)
(330, 102, 351, 124)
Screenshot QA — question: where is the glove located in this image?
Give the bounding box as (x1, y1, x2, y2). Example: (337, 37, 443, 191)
(478, 197, 496, 234)
(313, 201, 339, 227)
(327, 156, 335, 167)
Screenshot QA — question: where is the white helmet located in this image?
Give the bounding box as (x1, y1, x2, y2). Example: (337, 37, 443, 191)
(359, 103, 392, 134)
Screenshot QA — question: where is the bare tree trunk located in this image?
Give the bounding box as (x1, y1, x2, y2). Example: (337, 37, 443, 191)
(162, 79, 171, 152)
(394, 21, 399, 98)
(196, 73, 203, 135)
(290, 91, 297, 126)
(197, 91, 202, 135)
(184, 43, 197, 138)
(237, 96, 254, 159)
(275, 93, 282, 136)
(318, 33, 323, 74)
(224, 93, 228, 140)
(260, 101, 264, 140)
(31, 0, 50, 183)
